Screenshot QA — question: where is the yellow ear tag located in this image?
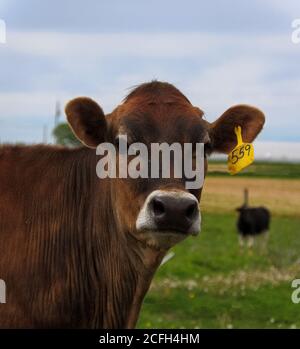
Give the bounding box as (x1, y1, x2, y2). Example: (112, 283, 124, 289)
(227, 126, 254, 175)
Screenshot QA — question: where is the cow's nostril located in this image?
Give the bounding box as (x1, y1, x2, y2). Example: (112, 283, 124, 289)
(145, 193, 200, 235)
(152, 198, 165, 216)
(186, 202, 198, 219)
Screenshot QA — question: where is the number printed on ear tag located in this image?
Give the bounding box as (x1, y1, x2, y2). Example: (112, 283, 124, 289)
(227, 126, 254, 175)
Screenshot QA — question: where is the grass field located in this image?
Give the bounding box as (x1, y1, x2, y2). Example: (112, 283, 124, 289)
(137, 161, 300, 329)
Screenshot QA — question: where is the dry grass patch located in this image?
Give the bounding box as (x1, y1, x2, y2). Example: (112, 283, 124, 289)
(151, 263, 300, 294)
(201, 177, 300, 217)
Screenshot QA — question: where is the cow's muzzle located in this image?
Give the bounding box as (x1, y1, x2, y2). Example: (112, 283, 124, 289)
(136, 190, 201, 236)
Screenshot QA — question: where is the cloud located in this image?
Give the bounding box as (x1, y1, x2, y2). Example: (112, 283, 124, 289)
(2, 0, 294, 34)
(5, 30, 296, 59)
(0, 28, 299, 143)
(264, 0, 300, 18)
(0, 92, 61, 118)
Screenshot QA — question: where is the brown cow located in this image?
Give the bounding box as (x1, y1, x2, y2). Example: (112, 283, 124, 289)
(0, 81, 265, 328)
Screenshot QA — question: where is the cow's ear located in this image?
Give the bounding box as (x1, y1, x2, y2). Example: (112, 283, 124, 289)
(65, 97, 107, 148)
(209, 105, 265, 154)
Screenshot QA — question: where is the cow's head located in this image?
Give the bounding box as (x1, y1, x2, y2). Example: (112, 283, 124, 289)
(66, 82, 265, 250)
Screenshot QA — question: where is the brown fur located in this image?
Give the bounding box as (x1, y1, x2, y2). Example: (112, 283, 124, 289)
(0, 81, 265, 328)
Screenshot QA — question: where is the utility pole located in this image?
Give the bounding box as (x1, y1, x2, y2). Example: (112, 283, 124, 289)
(54, 100, 61, 127)
(42, 124, 48, 144)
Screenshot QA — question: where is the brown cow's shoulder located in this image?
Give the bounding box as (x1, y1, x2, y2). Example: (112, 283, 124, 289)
(0, 143, 160, 328)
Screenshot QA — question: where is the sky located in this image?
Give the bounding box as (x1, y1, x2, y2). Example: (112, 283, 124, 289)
(0, 0, 299, 159)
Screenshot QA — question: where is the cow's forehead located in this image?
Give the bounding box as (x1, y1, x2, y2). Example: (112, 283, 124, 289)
(114, 101, 208, 143)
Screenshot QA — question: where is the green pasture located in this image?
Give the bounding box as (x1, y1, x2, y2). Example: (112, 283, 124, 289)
(138, 161, 300, 329)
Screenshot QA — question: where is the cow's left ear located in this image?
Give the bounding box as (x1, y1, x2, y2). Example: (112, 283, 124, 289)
(209, 105, 265, 154)
(65, 97, 107, 148)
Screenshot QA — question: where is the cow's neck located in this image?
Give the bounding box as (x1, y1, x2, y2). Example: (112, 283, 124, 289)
(84, 215, 166, 329)
(70, 155, 166, 328)
(124, 236, 166, 328)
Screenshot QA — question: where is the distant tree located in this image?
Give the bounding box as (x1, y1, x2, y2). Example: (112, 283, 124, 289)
(53, 123, 81, 147)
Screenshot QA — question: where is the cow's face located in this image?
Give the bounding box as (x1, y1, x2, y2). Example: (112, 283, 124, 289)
(66, 82, 265, 250)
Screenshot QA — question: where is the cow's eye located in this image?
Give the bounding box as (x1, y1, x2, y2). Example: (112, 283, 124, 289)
(191, 142, 212, 158)
(204, 142, 213, 156)
(114, 136, 120, 148)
